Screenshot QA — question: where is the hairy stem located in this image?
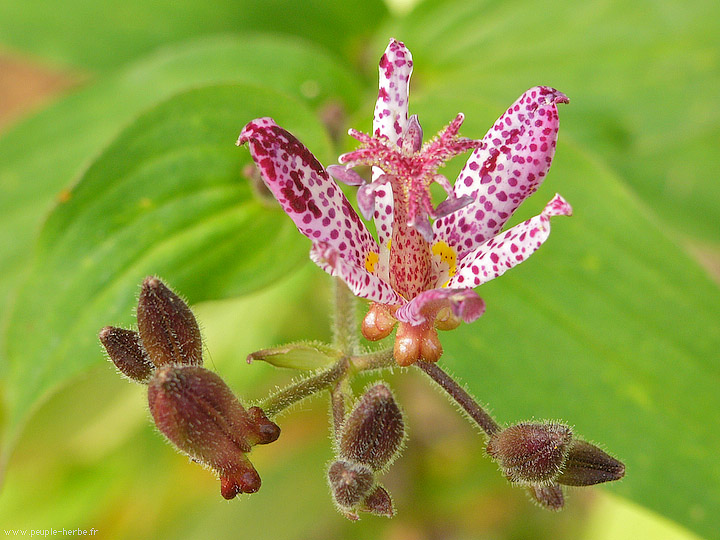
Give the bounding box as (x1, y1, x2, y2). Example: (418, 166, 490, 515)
(350, 348, 395, 371)
(333, 278, 358, 355)
(261, 359, 348, 418)
(415, 360, 500, 436)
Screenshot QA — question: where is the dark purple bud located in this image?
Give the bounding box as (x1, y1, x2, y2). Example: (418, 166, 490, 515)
(327, 164, 366, 187)
(137, 276, 202, 367)
(361, 484, 394, 518)
(99, 326, 153, 383)
(327, 460, 374, 508)
(401, 114, 423, 153)
(339, 383, 405, 471)
(528, 483, 565, 511)
(556, 440, 625, 486)
(487, 422, 573, 484)
(147, 365, 280, 499)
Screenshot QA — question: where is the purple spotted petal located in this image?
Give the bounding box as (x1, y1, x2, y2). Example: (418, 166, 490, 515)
(447, 194, 572, 289)
(395, 288, 486, 326)
(310, 242, 404, 306)
(434, 86, 569, 258)
(238, 118, 379, 272)
(372, 183, 394, 275)
(373, 38, 413, 145)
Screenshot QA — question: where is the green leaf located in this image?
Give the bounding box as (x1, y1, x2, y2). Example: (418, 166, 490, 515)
(0, 34, 361, 326)
(0, 84, 330, 465)
(388, 0, 720, 243)
(0, 0, 388, 71)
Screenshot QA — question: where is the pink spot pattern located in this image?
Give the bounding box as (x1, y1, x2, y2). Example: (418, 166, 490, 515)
(447, 194, 572, 289)
(434, 86, 569, 260)
(238, 40, 572, 341)
(372, 39, 413, 275)
(373, 38, 412, 145)
(238, 118, 382, 293)
(310, 242, 403, 305)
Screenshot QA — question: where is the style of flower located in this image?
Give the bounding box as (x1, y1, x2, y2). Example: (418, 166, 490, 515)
(238, 39, 571, 366)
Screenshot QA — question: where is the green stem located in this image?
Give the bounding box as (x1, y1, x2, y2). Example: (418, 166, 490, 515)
(333, 278, 358, 355)
(260, 359, 348, 418)
(351, 348, 395, 371)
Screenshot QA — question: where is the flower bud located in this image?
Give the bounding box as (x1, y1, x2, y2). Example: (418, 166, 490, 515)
(137, 276, 202, 367)
(527, 483, 565, 511)
(487, 422, 573, 484)
(361, 484, 394, 518)
(246, 341, 341, 371)
(361, 303, 397, 341)
(327, 460, 374, 509)
(99, 326, 153, 383)
(556, 440, 625, 486)
(339, 383, 405, 471)
(148, 365, 280, 498)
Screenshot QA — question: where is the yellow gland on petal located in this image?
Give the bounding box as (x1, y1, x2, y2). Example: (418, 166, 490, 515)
(432, 241, 457, 287)
(365, 251, 379, 273)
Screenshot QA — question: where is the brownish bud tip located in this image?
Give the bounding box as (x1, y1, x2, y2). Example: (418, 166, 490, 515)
(99, 326, 154, 383)
(221, 468, 262, 499)
(148, 365, 275, 497)
(528, 483, 565, 511)
(137, 276, 202, 367)
(361, 303, 397, 341)
(556, 440, 625, 486)
(487, 422, 573, 484)
(339, 383, 405, 471)
(328, 460, 374, 509)
(361, 484, 394, 517)
(247, 406, 281, 445)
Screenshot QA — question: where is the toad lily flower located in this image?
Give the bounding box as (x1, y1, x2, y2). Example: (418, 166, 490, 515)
(238, 39, 571, 366)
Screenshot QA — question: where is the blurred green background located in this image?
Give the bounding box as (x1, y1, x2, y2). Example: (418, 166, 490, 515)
(0, 0, 718, 538)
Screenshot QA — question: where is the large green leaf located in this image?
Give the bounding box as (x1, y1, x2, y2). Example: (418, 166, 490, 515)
(0, 34, 361, 324)
(0, 0, 387, 71)
(386, 0, 720, 242)
(0, 84, 330, 466)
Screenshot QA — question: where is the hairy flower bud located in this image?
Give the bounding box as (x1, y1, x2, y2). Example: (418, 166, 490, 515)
(339, 383, 405, 471)
(137, 276, 202, 367)
(327, 460, 375, 509)
(556, 440, 625, 486)
(487, 422, 573, 484)
(99, 326, 153, 383)
(148, 365, 280, 499)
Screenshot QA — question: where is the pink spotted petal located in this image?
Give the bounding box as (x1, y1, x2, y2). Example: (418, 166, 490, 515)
(238, 118, 379, 271)
(434, 86, 569, 258)
(447, 194, 572, 289)
(373, 184, 393, 256)
(395, 288, 486, 326)
(373, 38, 413, 145)
(357, 182, 378, 221)
(310, 242, 404, 306)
